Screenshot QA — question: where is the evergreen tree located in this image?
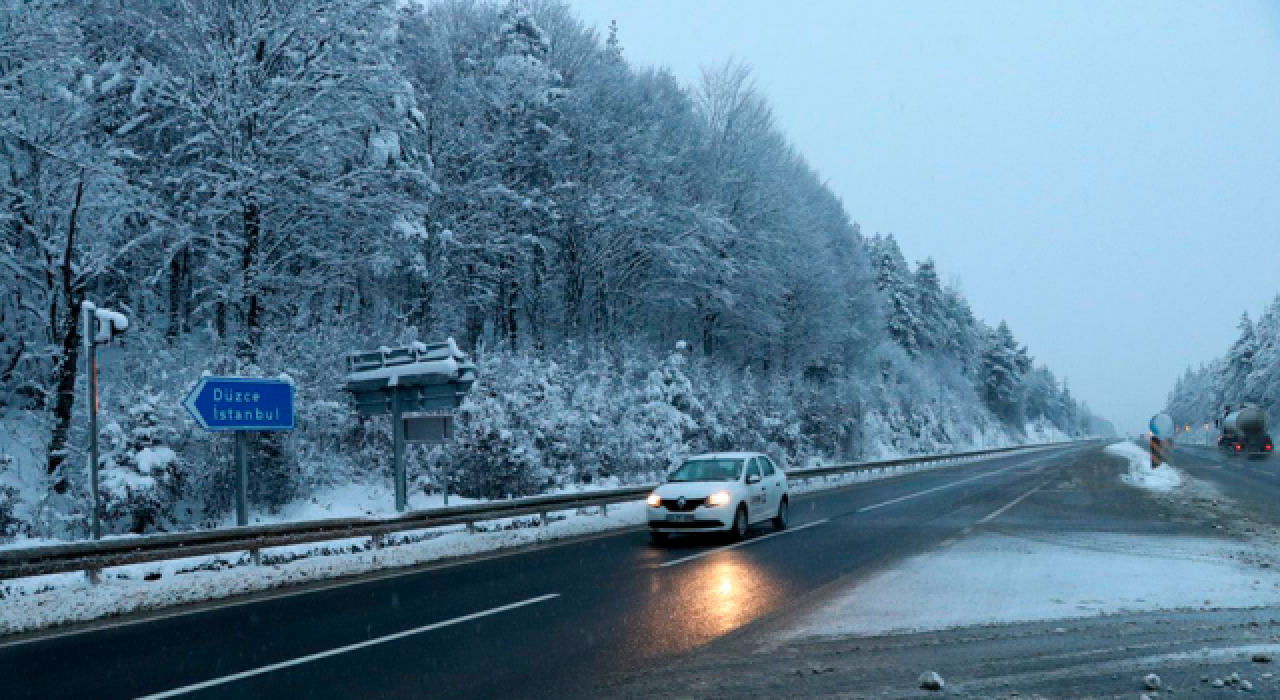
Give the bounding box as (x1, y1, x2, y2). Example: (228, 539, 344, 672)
(873, 235, 923, 356)
(99, 391, 185, 534)
(1243, 297, 1280, 418)
(914, 258, 947, 356)
(1216, 312, 1257, 405)
(980, 321, 1032, 425)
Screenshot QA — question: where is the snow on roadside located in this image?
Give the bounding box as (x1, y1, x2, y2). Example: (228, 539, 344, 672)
(1106, 441, 1182, 493)
(787, 444, 1058, 496)
(1, 444, 1069, 636)
(1, 502, 646, 636)
(783, 532, 1280, 640)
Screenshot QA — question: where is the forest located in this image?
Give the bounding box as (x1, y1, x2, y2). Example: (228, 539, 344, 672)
(1167, 297, 1280, 434)
(0, 0, 1109, 540)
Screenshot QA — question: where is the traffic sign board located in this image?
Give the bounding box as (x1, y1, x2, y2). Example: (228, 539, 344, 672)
(184, 376, 295, 432)
(1149, 412, 1175, 439)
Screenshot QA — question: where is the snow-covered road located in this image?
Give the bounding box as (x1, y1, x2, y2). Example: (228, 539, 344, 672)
(785, 531, 1280, 639)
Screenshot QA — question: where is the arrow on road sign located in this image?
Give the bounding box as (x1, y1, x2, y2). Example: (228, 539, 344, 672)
(183, 376, 295, 432)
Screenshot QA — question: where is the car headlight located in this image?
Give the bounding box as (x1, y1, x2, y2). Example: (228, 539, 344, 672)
(707, 491, 731, 507)
(646, 492, 662, 507)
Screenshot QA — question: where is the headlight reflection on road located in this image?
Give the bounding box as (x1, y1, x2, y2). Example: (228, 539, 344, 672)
(634, 551, 782, 659)
(702, 559, 763, 635)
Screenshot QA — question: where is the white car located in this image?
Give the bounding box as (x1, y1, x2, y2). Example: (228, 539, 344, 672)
(646, 452, 789, 543)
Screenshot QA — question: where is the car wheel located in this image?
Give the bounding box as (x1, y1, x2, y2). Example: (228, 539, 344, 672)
(650, 531, 669, 545)
(730, 505, 748, 541)
(772, 497, 789, 531)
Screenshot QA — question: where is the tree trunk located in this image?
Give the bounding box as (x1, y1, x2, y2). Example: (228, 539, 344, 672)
(464, 264, 482, 351)
(46, 172, 88, 490)
(166, 245, 188, 341)
(237, 196, 262, 367)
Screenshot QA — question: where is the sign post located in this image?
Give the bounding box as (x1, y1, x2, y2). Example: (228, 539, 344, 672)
(184, 376, 295, 564)
(344, 339, 476, 512)
(392, 390, 407, 512)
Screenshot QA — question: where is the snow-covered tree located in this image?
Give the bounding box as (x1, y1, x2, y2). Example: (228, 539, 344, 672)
(1215, 312, 1257, 406)
(99, 390, 185, 534)
(872, 235, 923, 356)
(0, 0, 1105, 537)
(980, 321, 1032, 425)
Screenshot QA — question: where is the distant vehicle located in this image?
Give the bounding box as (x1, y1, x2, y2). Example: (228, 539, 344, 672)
(646, 452, 789, 543)
(1217, 403, 1273, 458)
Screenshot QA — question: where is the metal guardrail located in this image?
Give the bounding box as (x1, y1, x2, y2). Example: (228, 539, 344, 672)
(0, 439, 1100, 580)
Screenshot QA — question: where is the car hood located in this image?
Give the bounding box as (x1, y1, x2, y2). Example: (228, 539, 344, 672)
(655, 481, 737, 499)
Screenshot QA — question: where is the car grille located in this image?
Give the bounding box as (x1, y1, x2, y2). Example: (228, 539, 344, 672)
(650, 520, 723, 530)
(661, 497, 706, 512)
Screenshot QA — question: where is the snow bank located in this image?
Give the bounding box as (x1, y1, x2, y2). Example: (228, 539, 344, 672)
(1, 502, 647, 636)
(1106, 441, 1183, 493)
(785, 532, 1280, 639)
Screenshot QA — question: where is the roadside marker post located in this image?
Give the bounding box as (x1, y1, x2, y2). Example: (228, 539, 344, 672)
(81, 300, 129, 583)
(1149, 412, 1175, 467)
(81, 301, 130, 543)
(184, 376, 296, 565)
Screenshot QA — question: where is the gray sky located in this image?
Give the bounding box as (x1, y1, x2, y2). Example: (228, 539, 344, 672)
(567, 0, 1280, 433)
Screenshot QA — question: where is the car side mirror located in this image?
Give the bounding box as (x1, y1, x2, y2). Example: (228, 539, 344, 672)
(746, 474, 761, 485)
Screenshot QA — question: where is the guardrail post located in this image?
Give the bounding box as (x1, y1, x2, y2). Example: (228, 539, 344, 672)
(600, 502, 608, 517)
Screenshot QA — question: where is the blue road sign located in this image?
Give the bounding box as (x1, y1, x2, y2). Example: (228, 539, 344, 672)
(1149, 412, 1174, 439)
(184, 376, 295, 432)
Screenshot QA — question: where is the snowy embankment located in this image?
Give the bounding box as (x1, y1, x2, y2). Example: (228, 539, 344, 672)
(1106, 441, 1183, 493)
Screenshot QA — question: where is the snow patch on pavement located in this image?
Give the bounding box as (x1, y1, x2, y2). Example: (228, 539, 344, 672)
(784, 532, 1280, 639)
(1107, 441, 1183, 493)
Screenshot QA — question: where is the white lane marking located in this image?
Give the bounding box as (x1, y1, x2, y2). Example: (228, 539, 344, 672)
(0, 526, 639, 650)
(658, 520, 828, 568)
(978, 480, 1047, 524)
(857, 462, 1031, 513)
(136, 593, 561, 699)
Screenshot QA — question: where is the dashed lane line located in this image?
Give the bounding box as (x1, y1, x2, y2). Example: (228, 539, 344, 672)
(856, 461, 1035, 513)
(658, 520, 829, 568)
(978, 479, 1049, 524)
(136, 593, 561, 699)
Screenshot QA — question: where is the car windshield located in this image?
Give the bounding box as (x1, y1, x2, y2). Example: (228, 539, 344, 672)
(667, 459, 744, 482)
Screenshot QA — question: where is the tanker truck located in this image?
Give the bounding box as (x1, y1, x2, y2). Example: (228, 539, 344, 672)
(1217, 403, 1274, 458)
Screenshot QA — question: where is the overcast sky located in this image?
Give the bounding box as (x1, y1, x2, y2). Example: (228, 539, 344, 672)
(567, 0, 1280, 433)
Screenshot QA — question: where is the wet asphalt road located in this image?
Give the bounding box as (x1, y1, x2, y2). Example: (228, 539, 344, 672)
(0, 443, 1098, 700)
(604, 442, 1280, 699)
(1174, 443, 1280, 525)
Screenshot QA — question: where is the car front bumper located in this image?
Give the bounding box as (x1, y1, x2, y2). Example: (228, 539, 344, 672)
(646, 504, 734, 532)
